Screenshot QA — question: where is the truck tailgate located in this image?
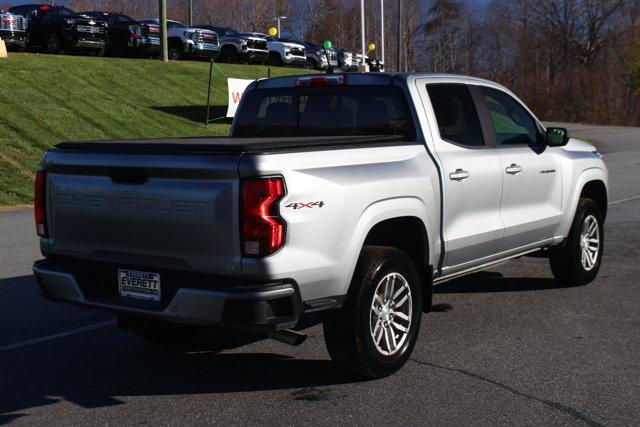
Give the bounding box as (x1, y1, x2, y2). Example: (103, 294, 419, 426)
(41, 150, 241, 275)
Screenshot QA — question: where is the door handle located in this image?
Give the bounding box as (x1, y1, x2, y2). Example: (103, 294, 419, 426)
(505, 164, 523, 175)
(449, 168, 470, 181)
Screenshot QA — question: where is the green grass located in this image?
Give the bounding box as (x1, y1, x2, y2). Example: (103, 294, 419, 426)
(0, 53, 310, 206)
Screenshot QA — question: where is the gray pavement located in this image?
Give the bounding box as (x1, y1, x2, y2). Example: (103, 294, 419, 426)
(0, 125, 639, 425)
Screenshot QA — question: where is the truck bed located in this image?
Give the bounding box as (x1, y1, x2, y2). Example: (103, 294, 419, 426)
(54, 135, 413, 154)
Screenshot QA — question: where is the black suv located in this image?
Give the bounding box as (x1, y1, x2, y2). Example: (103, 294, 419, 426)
(80, 11, 156, 57)
(8, 4, 106, 55)
(195, 25, 268, 64)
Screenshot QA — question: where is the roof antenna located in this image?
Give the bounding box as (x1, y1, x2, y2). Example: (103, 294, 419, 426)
(322, 40, 334, 74)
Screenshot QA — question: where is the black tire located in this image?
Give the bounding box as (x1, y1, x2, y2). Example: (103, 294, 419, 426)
(304, 58, 317, 70)
(322, 246, 423, 379)
(266, 52, 282, 66)
(549, 198, 604, 286)
(168, 43, 182, 60)
(45, 32, 61, 55)
(132, 320, 199, 346)
(110, 38, 126, 58)
(220, 46, 237, 63)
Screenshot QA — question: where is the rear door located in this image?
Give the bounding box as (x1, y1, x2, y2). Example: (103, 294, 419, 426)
(419, 82, 504, 272)
(477, 86, 563, 251)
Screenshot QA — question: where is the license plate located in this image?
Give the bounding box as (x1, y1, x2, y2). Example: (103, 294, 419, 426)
(118, 269, 161, 301)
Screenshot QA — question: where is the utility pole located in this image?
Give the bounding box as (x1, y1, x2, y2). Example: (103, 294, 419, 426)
(380, 0, 385, 68)
(396, 0, 402, 72)
(273, 16, 286, 37)
(360, 0, 365, 67)
(188, 0, 193, 27)
(159, 0, 168, 62)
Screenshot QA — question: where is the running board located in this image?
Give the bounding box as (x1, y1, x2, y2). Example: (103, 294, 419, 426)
(433, 248, 540, 285)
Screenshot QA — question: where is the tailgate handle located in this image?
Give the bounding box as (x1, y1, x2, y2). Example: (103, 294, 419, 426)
(107, 168, 148, 184)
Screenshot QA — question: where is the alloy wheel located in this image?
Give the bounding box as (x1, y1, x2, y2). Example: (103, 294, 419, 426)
(369, 272, 412, 356)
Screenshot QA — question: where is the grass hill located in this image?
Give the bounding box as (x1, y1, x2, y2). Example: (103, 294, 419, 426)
(0, 53, 309, 206)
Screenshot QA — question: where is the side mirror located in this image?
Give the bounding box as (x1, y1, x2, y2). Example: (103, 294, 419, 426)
(546, 127, 569, 147)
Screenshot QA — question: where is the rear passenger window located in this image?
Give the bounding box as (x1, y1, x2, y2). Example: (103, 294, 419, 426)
(427, 84, 484, 147)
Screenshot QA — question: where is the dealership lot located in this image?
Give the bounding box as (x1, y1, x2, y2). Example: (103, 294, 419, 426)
(1, 124, 638, 425)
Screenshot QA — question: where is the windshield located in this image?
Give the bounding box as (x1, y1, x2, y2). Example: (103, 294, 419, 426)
(233, 86, 415, 139)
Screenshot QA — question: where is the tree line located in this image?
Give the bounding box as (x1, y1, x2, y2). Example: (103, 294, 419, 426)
(3, 0, 640, 125)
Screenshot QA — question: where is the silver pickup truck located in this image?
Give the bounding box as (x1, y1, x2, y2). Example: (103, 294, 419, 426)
(33, 73, 608, 378)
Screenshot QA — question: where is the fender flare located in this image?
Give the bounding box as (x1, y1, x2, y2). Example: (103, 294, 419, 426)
(342, 197, 437, 293)
(554, 167, 609, 243)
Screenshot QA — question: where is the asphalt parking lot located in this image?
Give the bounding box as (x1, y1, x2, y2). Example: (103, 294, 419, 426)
(1, 124, 638, 425)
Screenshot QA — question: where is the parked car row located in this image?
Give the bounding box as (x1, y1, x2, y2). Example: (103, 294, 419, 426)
(1, 4, 384, 71)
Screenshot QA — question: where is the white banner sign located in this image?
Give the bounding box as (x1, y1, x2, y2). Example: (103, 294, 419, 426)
(226, 78, 254, 118)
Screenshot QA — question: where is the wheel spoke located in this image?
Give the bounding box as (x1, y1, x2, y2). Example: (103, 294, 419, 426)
(391, 321, 408, 332)
(392, 310, 410, 321)
(392, 284, 406, 300)
(372, 319, 382, 337)
(374, 294, 384, 306)
(395, 294, 409, 308)
(383, 326, 391, 352)
(389, 325, 397, 348)
(375, 324, 384, 344)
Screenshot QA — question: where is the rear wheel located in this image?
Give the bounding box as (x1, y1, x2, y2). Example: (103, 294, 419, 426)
(322, 246, 422, 379)
(132, 320, 199, 346)
(266, 52, 282, 66)
(549, 198, 604, 285)
(110, 37, 126, 57)
(45, 33, 61, 55)
(220, 46, 237, 63)
(168, 42, 182, 60)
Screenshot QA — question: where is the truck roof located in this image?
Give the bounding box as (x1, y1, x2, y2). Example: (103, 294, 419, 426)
(256, 72, 509, 93)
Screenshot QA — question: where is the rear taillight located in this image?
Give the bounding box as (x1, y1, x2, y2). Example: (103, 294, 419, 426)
(34, 170, 47, 237)
(241, 177, 286, 256)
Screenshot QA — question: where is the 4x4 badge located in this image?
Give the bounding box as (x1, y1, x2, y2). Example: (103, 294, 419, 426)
(285, 201, 325, 209)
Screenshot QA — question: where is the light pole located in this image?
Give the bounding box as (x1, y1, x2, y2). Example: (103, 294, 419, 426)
(360, 0, 365, 67)
(397, 0, 402, 72)
(273, 16, 286, 37)
(380, 0, 385, 68)
(188, 0, 193, 27)
(160, 0, 168, 62)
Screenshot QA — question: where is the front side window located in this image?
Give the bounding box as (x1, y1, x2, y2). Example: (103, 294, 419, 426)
(233, 86, 415, 139)
(481, 87, 542, 146)
(427, 84, 484, 147)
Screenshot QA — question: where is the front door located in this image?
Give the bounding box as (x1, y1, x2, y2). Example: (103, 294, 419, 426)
(478, 86, 563, 251)
(420, 83, 504, 271)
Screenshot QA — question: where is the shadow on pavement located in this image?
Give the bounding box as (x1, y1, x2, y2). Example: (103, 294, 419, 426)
(434, 271, 579, 294)
(0, 271, 580, 417)
(0, 314, 358, 416)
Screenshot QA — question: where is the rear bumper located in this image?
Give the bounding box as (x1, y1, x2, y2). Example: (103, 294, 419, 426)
(33, 259, 300, 331)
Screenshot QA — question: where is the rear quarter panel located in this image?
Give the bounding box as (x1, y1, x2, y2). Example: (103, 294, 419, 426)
(239, 145, 440, 302)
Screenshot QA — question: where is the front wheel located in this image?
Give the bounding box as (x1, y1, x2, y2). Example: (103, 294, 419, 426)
(168, 43, 182, 60)
(45, 33, 61, 55)
(549, 198, 604, 285)
(322, 246, 422, 379)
